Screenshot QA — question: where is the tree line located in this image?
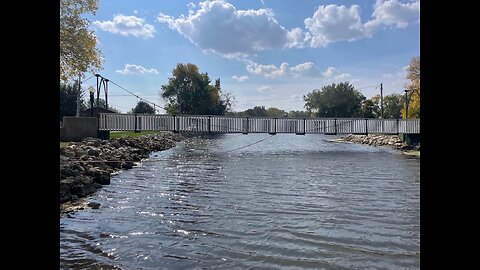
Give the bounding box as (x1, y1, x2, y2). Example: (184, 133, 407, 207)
(60, 58, 419, 120)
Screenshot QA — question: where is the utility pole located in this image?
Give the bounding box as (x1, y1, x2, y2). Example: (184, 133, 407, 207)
(380, 83, 384, 118)
(104, 79, 109, 110)
(95, 74, 101, 112)
(76, 74, 81, 117)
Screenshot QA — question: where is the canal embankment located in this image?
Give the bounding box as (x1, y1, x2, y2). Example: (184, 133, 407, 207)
(60, 132, 183, 214)
(335, 134, 420, 156)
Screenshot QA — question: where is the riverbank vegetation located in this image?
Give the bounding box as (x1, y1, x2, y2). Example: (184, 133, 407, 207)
(109, 131, 160, 139)
(60, 0, 102, 82)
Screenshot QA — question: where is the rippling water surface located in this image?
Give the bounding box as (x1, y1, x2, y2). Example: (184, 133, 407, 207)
(60, 134, 420, 269)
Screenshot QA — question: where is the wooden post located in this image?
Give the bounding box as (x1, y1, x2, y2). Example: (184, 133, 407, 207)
(207, 116, 211, 133)
(365, 119, 368, 135)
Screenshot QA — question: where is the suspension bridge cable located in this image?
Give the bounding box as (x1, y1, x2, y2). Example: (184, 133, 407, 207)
(107, 79, 167, 111)
(81, 74, 95, 84)
(224, 135, 275, 153)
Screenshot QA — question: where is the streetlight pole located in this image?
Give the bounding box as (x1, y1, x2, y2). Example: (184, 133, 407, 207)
(404, 89, 411, 119)
(103, 78, 109, 110)
(95, 74, 101, 114)
(380, 83, 384, 118)
(89, 87, 95, 117)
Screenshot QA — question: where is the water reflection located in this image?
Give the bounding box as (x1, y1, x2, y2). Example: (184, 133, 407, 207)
(60, 134, 419, 269)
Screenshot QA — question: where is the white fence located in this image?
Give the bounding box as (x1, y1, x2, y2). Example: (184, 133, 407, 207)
(99, 114, 420, 134)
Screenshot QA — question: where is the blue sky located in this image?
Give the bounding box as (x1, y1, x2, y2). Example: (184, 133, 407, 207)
(85, 0, 419, 113)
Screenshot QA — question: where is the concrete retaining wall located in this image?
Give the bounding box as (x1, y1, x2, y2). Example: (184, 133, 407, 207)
(60, 117, 98, 142)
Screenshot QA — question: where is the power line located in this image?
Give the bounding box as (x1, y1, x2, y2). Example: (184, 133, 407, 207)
(108, 94, 159, 97)
(81, 74, 95, 84)
(105, 78, 168, 112)
(357, 84, 380, 90)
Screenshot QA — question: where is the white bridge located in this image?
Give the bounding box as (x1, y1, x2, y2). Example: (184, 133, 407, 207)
(98, 113, 420, 135)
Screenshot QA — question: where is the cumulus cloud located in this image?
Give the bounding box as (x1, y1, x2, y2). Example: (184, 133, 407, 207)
(367, 0, 420, 29)
(322, 66, 351, 81)
(155, 0, 419, 56)
(93, 14, 155, 38)
(116, 64, 159, 75)
(246, 62, 289, 78)
(290, 62, 322, 77)
(286, 28, 311, 48)
(232, 75, 249, 82)
(304, 5, 368, 47)
(245, 61, 324, 78)
(322, 66, 339, 77)
(157, 0, 304, 58)
(304, 1, 419, 47)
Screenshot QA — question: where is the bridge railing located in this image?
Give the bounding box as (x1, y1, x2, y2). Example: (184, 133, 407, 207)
(98, 113, 420, 134)
(98, 113, 136, 131)
(398, 118, 420, 134)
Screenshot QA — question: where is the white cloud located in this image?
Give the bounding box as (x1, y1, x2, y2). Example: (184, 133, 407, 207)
(291, 62, 314, 73)
(116, 64, 159, 75)
(322, 67, 339, 77)
(257, 85, 272, 92)
(157, 0, 303, 59)
(286, 28, 311, 48)
(384, 65, 408, 86)
(304, 5, 368, 47)
(246, 62, 289, 78)
(334, 73, 352, 80)
(245, 61, 323, 78)
(187, 2, 196, 15)
(94, 14, 155, 38)
(322, 66, 351, 81)
(232, 75, 249, 82)
(290, 62, 321, 77)
(367, 0, 420, 29)
(304, 1, 419, 47)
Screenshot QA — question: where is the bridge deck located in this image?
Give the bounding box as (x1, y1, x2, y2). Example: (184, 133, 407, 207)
(98, 113, 420, 135)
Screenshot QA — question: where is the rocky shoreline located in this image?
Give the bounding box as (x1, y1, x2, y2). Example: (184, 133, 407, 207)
(337, 134, 420, 152)
(60, 132, 183, 214)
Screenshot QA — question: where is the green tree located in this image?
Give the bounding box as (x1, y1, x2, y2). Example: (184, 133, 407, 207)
(60, 0, 103, 81)
(303, 82, 365, 117)
(382, 94, 404, 118)
(288, 110, 309, 118)
(161, 63, 232, 115)
(266, 107, 287, 118)
(360, 99, 378, 118)
(242, 106, 268, 117)
(60, 83, 86, 121)
(402, 56, 420, 118)
(130, 101, 156, 114)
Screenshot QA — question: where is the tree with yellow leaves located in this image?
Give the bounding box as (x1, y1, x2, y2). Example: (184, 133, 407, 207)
(60, 0, 103, 81)
(401, 56, 420, 118)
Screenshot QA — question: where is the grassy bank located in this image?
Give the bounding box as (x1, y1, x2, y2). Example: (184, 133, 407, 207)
(402, 150, 420, 157)
(60, 131, 161, 149)
(109, 131, 160, 139)
(60, 142, 70, 149)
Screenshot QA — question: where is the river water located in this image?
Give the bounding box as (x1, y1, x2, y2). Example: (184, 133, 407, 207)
(60, 134, 420, 269)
